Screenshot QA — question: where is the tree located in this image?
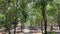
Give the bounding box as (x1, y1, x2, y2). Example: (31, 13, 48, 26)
(41, 0, 47, 34)
(19, 0, 28, 32)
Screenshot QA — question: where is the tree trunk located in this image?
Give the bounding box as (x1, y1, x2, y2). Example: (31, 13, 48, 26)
(8, 0, 11, 34)
(42, 6, 47, 34)
(14, 24, 16, 34)
(13, 18, 18, 34)
(8, 28, 11, 34)
(50, 24, 53, 32)
(21, 23, 23, 32)
(21, 23, 24, 32)
(14, 25, 16, 34)
(30, 22, 33, 30)
(41, 22, 43, 34)
(13, 0, 18, 34)
(41, 0, 47, 34)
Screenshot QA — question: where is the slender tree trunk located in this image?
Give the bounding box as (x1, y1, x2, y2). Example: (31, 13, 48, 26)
(41, 0, 47, 34)
(21, 23, 23, 32)
(42, 6, 47, 34)
(50, 23, 53, 32)
(13, 19, 17, 34)
(14, 24, 17, 34)
(8, 28, 11, 34)
(8, 0, 11, 34)
(30, 22, 33, 30)
(21, 23, 22, 32)
(40, 19, 43, 34)
(13, 0, 18, 34)
(41, 22, 43, 34)
(13, 18, 18, 34)
(9, 30, 11, 34)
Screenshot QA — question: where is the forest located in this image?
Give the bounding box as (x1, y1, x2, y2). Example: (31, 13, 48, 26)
(0, 0, 60, 34)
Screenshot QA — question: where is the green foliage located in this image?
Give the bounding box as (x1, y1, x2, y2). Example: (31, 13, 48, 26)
(0, 13, 5, 21)
(0, 0, 60, 33)
(0, 13, 5, 26)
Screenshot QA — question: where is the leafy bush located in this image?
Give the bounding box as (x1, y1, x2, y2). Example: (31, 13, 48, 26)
(0, 13, 5, 21)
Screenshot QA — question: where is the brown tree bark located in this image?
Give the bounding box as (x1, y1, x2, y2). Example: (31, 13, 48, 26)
(41, 20, 43, 34)
(8, 28, 11, 34)
(41, 0, 47, 34)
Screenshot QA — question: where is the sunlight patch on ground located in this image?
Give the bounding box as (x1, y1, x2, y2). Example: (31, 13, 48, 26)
(23, 29, 30, 33)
